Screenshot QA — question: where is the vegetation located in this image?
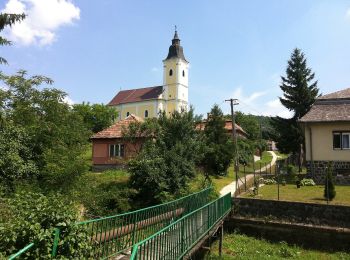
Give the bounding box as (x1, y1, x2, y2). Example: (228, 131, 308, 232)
(203, 105, 234, 176)
(242, 184, 350, 206)
(208, 233, 350, 259)
(324, 162, 336, 201)
(73, 102, 118, 133)
(272, 48, 319, 169)
(128, 109, 205, 206)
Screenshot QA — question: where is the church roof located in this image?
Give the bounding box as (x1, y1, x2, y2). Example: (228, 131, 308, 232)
(164, 30, 188, 62)
(91, 114, 144, 139)
(108, 86, 163, 106)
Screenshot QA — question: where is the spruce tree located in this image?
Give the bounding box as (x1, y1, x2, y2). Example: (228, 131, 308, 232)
(272, 48, 319, 160)
(324, 162, 336, 201)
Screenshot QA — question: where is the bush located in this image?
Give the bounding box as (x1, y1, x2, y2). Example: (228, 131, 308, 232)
(324, 162, 336, 201)
(0, 192, 92, 259)
(300, 178, 315, 186)
(263, 178, 277, 185)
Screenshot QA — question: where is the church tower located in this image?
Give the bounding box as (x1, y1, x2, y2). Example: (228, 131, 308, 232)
(163, 29, 189, 114)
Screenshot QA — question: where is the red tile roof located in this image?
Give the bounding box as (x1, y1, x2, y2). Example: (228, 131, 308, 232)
(91, 114, 144, 139)
(108, 86, 163, 106)
(196, 120, 247, 136)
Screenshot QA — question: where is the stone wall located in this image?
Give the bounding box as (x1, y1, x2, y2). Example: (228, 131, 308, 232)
(306, 160, 350, 185)
(232, 197, 350, 228)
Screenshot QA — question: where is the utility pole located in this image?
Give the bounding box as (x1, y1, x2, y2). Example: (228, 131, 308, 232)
(225, 98, 239, 196)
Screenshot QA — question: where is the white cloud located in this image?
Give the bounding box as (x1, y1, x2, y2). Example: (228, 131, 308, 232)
(151, 67, 159, 72)
(263, 99, 293, 118)
(231, 86, 267, 104)
(2, 0, 80, 46)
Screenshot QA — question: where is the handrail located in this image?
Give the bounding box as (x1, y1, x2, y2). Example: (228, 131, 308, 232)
(130, 192, 232, 260)
(52, 187, 212, 259)
(8, 243, 34, 260)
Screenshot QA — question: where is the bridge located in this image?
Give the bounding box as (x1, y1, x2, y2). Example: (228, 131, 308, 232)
(10, 188, 231, 259)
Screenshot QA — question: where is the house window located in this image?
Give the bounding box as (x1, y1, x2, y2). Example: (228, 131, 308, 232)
(126, 112, 130, 117)
(333, 132, 350, 150)
(109, 144, 125, 157)
(169, 69, 173, 76)
(145, 110, 148, 118)
(182, 70, 185, 77)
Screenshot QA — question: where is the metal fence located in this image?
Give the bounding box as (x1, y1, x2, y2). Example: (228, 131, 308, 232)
(52, 187, 212, 259)
(130, 192, 232, 260)
(8, 243, 34, 260)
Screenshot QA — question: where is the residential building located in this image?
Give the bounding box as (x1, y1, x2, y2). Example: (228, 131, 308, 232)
(300, 88, 350, 184)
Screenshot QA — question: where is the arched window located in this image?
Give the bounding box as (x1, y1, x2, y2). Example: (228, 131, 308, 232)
(144, 110, 148, 118)
(169, 69, 173, 76)
(182, 70, 185, 77)
(126, 112, 130, 117)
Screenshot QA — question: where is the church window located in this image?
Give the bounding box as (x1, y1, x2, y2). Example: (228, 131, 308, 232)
(126, 112, 130, 117)
(145, 110, 149, 118)
(183, 70, 185, 77)
(169, 69, 173, 76)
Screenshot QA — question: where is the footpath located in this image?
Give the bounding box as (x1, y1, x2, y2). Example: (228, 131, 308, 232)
(219, 151, 278, 197)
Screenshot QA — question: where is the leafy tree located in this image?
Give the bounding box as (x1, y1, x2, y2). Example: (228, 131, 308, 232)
(203, 105, 234, 176)
(0, 191, 92, 259)
(272, 48, 319, 162)
(0, 13, 26, 64)
(128, 108, 204, 206)
(73, 102, 118, 133)
(324, 162, 336, 201)
(0, 71, 89, 191)
(235, 111, 260, 140)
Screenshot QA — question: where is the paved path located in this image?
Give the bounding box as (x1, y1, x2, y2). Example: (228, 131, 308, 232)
(219, 151, 278, 197)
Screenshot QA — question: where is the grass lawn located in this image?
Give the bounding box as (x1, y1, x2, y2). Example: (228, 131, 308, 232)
(241, 184, 350, 206)
(207, 233, 350, 259)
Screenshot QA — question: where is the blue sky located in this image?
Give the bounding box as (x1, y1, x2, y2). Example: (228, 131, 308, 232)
(1, 0, 350, 118)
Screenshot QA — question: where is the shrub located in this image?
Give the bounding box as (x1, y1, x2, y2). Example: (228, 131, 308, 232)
(263, 178, 277, 185)
(300, 178, 315, 186)
(324, 162, 336, 201)
(0, 192, 92, 259)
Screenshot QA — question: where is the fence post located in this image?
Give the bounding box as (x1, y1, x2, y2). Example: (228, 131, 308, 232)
(244, 164, 247, 191)
(51, 228, 60, 257)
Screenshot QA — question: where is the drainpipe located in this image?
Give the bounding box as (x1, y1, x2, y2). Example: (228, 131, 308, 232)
(308, 124, 314, 178)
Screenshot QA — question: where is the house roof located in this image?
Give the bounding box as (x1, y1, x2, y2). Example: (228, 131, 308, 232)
(108, 86, 163, 106)
(196, 120, 247, 136)
(91, 114, 143, 139)
(318, 88, 350, 100)
(300, 88, 350, 123)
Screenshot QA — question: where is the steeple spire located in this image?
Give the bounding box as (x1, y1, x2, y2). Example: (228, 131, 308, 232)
(165, 27, 187, 62)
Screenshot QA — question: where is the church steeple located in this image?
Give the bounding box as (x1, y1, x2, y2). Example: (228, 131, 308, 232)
(165, 27, 187, 62)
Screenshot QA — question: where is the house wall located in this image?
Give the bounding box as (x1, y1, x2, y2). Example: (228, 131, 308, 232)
(304, 122, 350, 161)
(92, 138, 143, 169)
(304, 122, 350, 184)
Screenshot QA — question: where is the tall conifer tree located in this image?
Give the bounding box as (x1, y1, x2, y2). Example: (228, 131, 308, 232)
(272, 48, 319, 164)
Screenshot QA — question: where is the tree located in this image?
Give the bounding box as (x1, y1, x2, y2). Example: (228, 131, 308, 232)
(272, 48, 319, 165)
(202, 105, 234, 176)
(128, 108, 204, 206)
(73, 102, 118, 133)
(0, 13, 26, 64)
(0, 71, 90, 191)
(324, 162, 336, 201)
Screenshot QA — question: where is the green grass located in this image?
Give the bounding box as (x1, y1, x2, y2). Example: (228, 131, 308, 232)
(208, 233, 350, 259)
(256, 151, 273, 164)
(241, 184, 350, 206)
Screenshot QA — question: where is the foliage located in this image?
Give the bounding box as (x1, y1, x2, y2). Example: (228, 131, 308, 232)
(324, 162, 336, 201)
(237, 138, 254, 165)
(0, 191, 92, 259)
(0, 13, 26, 64)
(234, 111, 260, 140)
(272, 48, 319, 155)
(263, 178, 277, 185)
(0, 71, 90, 191)
(300, 178, 315, 186)
(72, 170, 134, 217)
(128, 108, 204, 206)
(202, 105, 234, 175)
(73, 102, 118, 133)
(282, 164, 297, 175)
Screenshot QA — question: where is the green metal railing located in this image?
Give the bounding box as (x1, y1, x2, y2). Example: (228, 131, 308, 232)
(130, 192, 232, 260)
(52, 187, 212, 259)
(8, 242, 34, 260)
